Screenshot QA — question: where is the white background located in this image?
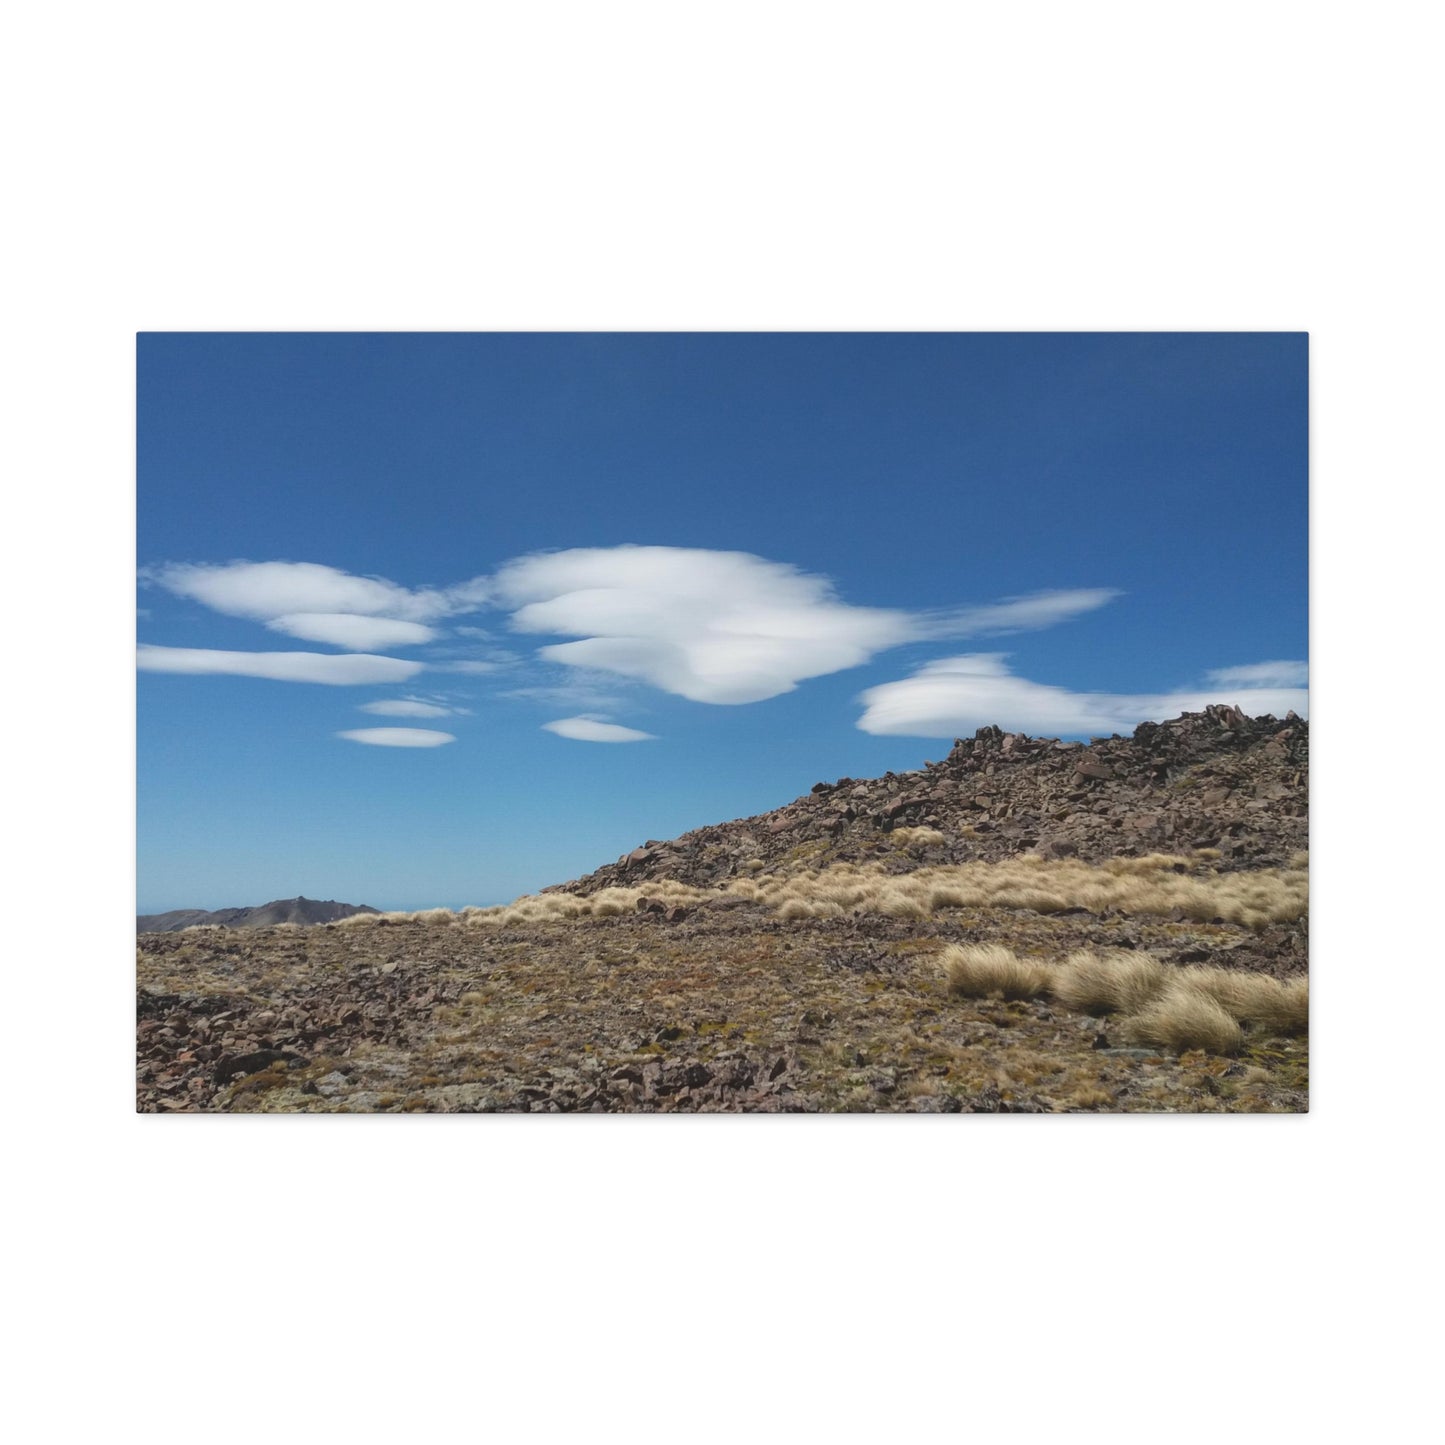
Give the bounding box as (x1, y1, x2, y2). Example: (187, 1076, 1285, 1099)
(4, 2, 1436, 1441)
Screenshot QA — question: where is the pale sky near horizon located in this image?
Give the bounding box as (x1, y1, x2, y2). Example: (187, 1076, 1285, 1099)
(137, 333, 1306, 911)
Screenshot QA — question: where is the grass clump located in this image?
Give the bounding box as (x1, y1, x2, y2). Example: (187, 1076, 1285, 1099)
(892, 826, 946, 851)
(1051, 950, 1168, 1016)
(1124, 988, 1244, 1056)
(1174, 968, 1309, 1036)
(941, 944, 1054, 1000)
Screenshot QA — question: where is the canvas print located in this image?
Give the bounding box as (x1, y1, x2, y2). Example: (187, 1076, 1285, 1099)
(136, 333, 1308, 1113)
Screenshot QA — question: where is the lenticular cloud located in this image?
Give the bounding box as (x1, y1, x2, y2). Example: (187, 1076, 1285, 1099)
(335, 728, 457, 747)
(494, 546, 913, 705)
(141, 548, 1123, 707)
(492, 546, 1114, 706)
(856, 654, 1309, 738)
(145, 560, 488, 650)
(137, 644, 423, 686)
(541, 716, 657, 743)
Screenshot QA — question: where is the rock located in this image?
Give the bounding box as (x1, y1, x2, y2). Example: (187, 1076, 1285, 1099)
(664, 906, 689, 923)
(213, 1049, 298, 1084)
(1074, 760, 1116, 781)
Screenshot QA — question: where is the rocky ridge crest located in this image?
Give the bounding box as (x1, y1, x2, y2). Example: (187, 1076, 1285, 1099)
(554, 704, 1308, 895)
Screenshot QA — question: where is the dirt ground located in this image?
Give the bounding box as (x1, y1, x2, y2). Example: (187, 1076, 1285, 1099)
(137, 900, 1307, 1114)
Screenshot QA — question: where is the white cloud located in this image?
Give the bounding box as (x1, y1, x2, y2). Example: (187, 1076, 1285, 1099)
(542, 716, 657, 743)
(917, 589, 1123, 638)
(143, 550, 1120, 708)
(336, 728, 457, 747)
(137, 645, 423, 685)
(1205, 660, 1309, 688)
(493, 546, 1113, 705)
(149, 560, 458, 622)
(265, 613, 438, 649)
(359, 698, 467, 718)
(856, 654, 1309, 738)
(144, 561, 492, 658)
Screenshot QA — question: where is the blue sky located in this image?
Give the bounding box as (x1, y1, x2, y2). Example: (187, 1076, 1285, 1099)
(137, 333, 1307, 912)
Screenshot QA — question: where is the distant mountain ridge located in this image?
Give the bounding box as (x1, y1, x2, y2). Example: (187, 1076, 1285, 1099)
(137, 896, 380, 933)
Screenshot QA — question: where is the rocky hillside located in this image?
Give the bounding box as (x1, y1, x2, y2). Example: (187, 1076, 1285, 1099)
(137, 896, 379, 933)
(555, 704, 1308, 895)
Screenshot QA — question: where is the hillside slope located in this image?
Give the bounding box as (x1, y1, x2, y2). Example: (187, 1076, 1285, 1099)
(555, 704, 1307, 895)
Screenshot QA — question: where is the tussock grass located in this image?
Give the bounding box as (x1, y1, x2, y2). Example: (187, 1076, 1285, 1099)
(759, 853, 1306, 926)
(891, 826, 946, 851)
(934, 940, 1307, 1056)
(1124, 988, 1244, 1055)
(1174, 967, 1309, 1036)
(379, 848, 1306, 937)
(1051, 950, 1168, 1015)
(330, 911, 381, 929)
(941, 944, 1053, 1000)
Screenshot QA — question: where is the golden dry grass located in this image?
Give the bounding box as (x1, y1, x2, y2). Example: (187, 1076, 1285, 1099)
(330, 911, 380, 929)
(758, 854, 1307, 927)
(941, 944, 1053, 1000)
(357, 851, 1306, 938)
(1124, 988, 1245, 1055)
(891, 826, 946, 851)
(937, 943, 1307, 1057)
(1050, 950, 1168, 1015)
(1173, 967, 1308, 1036)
